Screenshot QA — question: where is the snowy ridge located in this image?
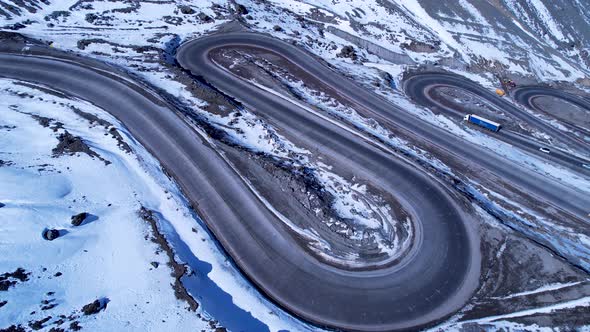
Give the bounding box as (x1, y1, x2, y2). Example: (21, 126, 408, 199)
(243, 0, 589, 82)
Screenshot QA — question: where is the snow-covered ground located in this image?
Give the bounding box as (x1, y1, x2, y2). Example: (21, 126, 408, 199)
(1, 0, 586, 191)
(0, 78, 309, 332)
(2, 0, 590, 331)
(243, 0, 590, 82)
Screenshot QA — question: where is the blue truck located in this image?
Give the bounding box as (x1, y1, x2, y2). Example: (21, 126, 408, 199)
(463, 114, 501, 132)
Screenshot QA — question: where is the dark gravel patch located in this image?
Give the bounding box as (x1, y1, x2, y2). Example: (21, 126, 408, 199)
(29, 114, 63, 132)
(44, 10, 70, 22)
(138, 207, 198, 311)
(0, 325, 26, 332)
(0, 268, 30, 291)
(41, 303, 58, 311)
(28, 316, 52, 330)
(52, 131, 110, 165)
(48, 327, 64, 332)
(81, 299, 107, 315)
(71, 108, 110, 127)
(71, 107, 132, 153)
(69, 322, 82, 331)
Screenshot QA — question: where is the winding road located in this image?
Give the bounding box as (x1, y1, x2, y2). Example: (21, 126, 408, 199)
(176, 31, 589, 327)
(179, 32, 589, 220)
(1, 30, 589, 332)
(0, 36, 480, 331)
(404, 72, 590, 171)
(513, 86, 590, 135)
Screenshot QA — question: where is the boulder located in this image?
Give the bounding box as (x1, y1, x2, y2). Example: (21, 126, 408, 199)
(81, 299, 106, 315)
(71, 212, 88, 226)
(197, 12, 213, 23)
(42, 229, 60, 241)
(179, 5, 194, 14)
(338, 45, 357, 60)
(235, 3, 248, 15)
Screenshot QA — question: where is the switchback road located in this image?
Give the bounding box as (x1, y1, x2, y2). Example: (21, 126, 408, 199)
(1, 37, 479, 331)
(404, 72, 590, 171)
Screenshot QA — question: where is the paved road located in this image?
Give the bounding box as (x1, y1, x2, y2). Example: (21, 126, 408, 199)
(176, 34, 484, 330)
(179, 32, 589, 220)
(404, 72, 590, 171)
(3, 29, 589, 331)
(513, 86, 590, 134)
(176, 31, 590, 328)
(177, 31, 590, 329)
(1, 46, 479, 330)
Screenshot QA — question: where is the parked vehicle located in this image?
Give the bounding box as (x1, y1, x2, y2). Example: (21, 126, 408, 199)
(463, 114, 501, 132)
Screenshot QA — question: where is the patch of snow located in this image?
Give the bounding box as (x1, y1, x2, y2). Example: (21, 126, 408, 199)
(528, 0, 567, 42)
(494, 281, 584, 300)
(461, 296, 590, 324)
(390, 0, 467, 61)
(0, 78, 314, 332)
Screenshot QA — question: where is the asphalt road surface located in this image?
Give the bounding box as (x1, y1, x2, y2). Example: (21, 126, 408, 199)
(178, 32, 589, 221)
(513, 86, 590, 134)
(175, 31, 590, 328)
(1, 43, 479, 330)
(2, 30, 589, 331)
(404, 72, 590, 171)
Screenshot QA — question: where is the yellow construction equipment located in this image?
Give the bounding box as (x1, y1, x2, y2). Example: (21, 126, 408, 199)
(495, 88, 506, 97)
